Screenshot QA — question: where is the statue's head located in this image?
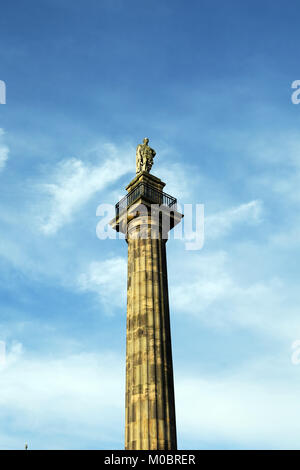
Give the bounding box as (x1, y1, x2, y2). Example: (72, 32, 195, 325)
(143, 138, 149, 145)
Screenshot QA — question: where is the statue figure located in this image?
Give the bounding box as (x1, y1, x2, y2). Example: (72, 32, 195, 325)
(136, 138, 156, 174)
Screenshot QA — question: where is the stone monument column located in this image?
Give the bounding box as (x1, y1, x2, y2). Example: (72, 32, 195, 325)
(110, 139, 183, 450)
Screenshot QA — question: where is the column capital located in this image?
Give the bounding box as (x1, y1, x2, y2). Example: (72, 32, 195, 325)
(110, 172, 183, 236)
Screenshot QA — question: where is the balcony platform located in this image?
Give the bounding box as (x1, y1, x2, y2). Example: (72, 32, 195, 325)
(110, 172, 183, 234)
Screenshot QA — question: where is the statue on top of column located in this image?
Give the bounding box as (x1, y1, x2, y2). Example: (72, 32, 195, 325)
(136, 138, 156, 174)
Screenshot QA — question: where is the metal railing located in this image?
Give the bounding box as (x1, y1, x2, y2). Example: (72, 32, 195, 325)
(115, 182, 177, 217)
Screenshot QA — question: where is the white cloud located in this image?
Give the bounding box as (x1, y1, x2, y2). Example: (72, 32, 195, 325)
(170, 249, 300, 340)
(270, 225, 300, 248)
(1, 342, 300, 450)
(205, 200, 262, 240)
(181, 200, 263, 246)
(0, 128, 9, 171)
(0, 342, 124, 449)
(78, 257, 127, 311)
(38, 143, 134, 235)
(155, 161, 194, 200)
(177, 366, 300, 449)
(240, 133, 300, 204)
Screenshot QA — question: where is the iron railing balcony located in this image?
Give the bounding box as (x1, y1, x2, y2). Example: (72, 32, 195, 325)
(115, 182, 177, 218)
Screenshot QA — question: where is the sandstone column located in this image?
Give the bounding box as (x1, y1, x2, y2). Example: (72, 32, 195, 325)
(110, 154, 182, 450)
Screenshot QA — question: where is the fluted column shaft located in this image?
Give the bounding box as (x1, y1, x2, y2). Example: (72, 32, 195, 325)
(125, 218, 177, 450)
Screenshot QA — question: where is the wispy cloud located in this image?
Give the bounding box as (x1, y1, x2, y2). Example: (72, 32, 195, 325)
(156, 161, 195, 200)
(170, 249, 299, 340)
(38, 143, 134, 235)
(177, 362, 300, 449)
(0, 342, 124, 449)
(78, 257, 127, 311)
(0, 129, 9, 171)
(2, 342, 300, 450)
(205, 200, 263, 239)
(182, 200, 263, 246)
(233, 132, 300, 205)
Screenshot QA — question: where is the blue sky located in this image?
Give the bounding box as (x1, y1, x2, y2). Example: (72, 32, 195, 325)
(1, 0, 300, 449)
